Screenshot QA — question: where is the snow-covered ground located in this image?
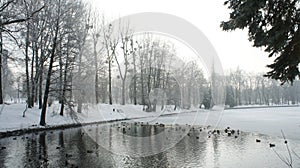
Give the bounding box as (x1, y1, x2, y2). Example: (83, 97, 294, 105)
(140, 106, 300, 140)
(0, 103, 73, 132)
(0, 103, 182, 133)
(0, 103, 300, 140)
(219, 106, 300, 140)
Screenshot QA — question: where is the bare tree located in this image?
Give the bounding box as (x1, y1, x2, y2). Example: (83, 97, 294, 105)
(59, 1, 87, 115)
(114, 20, 132, 105)
(91, 11, 103, 104)
(0, 0, 44, 105)
(39, 0, 61, 125)
(102, 20, 118, 105)
(73, 4, 91, 113)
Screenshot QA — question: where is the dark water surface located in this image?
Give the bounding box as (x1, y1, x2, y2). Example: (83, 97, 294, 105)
(0, 121, 300, 168)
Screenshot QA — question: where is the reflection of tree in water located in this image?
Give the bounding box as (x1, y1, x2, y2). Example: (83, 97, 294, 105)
(17, 132, 48, 167)
(167, 129, 208, 167)
(0, 138, 11, 167)
(211, 134, 221, 168)
(141, 152, 169, 167)
(38, 132, 48, 167)
(81, 127, 117, 167)
(24, 133, 39, 167)
(118, 124, 164, 156)
(57, 131, 65, 166)
(75, 129, 88, 166)
(2, 123, 300, 167)
(126, 124, 153, 156)
(58, 131, 64, 148)
(234, 132, 250, 152)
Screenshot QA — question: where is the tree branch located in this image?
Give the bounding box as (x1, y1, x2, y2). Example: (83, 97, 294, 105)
(0, 0, 14, 12)
(1, 5, 45, 26)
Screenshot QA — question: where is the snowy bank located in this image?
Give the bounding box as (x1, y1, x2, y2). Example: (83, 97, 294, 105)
(0, 103, 184, 135)
(1, 103, 299, 140)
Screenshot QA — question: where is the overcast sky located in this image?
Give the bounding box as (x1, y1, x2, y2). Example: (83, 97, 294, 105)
(88, 0, 273, 73)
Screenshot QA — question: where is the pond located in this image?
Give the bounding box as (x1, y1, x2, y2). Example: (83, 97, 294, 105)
(0, 115, 300, 168)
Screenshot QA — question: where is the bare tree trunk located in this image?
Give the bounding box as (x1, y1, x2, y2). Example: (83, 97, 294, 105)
(39, 64, 43, 109)
(95, 71, 99, 104)
(58, 38, 64, 115)
(60, 59, 67, 116)
(121, 79, 126, 105)
(60, 99, 65, 116)
(93, 39, 99, 104)
(102, 22, 116, 105)
(139, 49, 145, 105)
(0, 27, 3, 104)
(40, 0, 61, 126)
(40, 37, 57, 125)
(59, 38, 63, 104)
(115, 49, 128, 105)
(76, 37, 85, 113)
(30, 42, 35, 107)
(132, 50, 137, 105)
(60, 37, 70, 116)
(141, 67, 145, 105)
(38, 34, 44, 109)
(34, 43, 39, 103)
(25, 20, 32, 108)
(108, 60, 112, 105)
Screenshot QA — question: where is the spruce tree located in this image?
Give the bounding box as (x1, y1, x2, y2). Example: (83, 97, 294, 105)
(221, 0, 300, 84)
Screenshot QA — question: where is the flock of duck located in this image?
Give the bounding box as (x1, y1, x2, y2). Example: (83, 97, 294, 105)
(102, 121, 280, 149)
(0, 121, 283, 167)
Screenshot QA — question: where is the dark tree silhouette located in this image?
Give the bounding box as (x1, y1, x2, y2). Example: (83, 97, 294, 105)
(221, 0, 300, 84)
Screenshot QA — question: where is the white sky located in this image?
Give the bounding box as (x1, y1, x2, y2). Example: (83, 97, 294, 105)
(88, 0, 273, 73)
